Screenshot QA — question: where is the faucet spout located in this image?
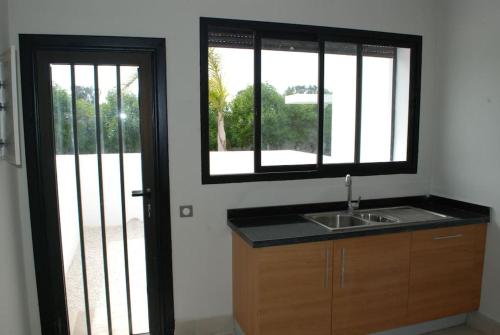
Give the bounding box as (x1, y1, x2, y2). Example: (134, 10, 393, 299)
(345, 174, 361, 212)
(345, 174, 352, 207)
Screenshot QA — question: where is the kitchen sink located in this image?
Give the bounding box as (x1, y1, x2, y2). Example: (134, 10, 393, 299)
(354, 213, 398, 223)
(304, 213, 367, 230)
(303, 206, 451, 231)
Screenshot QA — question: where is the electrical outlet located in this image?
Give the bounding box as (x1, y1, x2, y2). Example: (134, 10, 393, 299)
(180, 205, 193, 218)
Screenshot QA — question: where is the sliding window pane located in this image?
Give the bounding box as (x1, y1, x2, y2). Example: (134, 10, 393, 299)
(360, 45, 411, 163)
(392, 48, 411, 161)
(208, 29, 254, 175)
(261, 39, 319, 166)
(323, 42, 357, 164)
(360, 46, 394, 163)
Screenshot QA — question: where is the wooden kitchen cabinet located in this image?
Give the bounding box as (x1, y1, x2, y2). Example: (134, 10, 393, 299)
(331, 233, 412, 335)
(407, 224, 487, 324)
(232, 223, 487, 335)
(233, 233, 333, 335)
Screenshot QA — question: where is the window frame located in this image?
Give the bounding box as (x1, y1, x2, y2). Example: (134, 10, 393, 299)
(200, 17, 422, 184)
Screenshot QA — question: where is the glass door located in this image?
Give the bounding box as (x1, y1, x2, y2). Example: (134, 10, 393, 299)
(22, 38, 173, 334)
(50, 62, 150, 335)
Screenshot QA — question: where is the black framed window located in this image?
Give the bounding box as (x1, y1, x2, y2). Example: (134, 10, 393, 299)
(200, 17, 422, 184)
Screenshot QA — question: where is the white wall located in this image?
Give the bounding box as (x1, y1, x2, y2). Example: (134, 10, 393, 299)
(5, 0, 445, 333)
(0, 157, 29, 333)
(0, 0, 30, 333)
(432, 0, 500, 323)
(0, 167, 28, 335)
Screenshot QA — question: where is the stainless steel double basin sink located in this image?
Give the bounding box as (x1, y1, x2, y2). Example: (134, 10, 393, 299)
(303, 206, 451, 231)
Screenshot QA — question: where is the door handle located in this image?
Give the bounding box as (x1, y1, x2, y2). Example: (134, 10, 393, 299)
(340, 248, 346, 289)
(433, 234, 463, 240)
(131, 188, 151, 197)
(324, 248, 331, 289)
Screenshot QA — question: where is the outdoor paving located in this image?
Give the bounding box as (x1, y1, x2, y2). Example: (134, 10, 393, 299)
(65, 219, 149, 335)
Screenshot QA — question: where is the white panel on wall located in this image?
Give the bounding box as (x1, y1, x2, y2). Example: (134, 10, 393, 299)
(0, 45, 21, 166)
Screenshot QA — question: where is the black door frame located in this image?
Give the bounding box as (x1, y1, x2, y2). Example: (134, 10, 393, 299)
(19, 34, 174, 335)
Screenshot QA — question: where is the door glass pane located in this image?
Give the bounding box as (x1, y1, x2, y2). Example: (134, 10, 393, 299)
(120, 65, 150, 334)
(74, 64, 110, 335)
(51, 62, 150, 335)
(52, 64, 89, 335)
(261, 38, 319, 166)
(207, 29, 255, 175)
(98, 65, 128, 335)
(323, 42, 357, 164)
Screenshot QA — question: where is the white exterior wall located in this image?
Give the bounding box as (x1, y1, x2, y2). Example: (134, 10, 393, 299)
(56, 153, 144, 270)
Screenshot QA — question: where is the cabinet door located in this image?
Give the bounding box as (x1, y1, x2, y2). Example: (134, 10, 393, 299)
(255, 241, 333, 335)
(408, 224, 486, 323)
(332, 233, 411, 335)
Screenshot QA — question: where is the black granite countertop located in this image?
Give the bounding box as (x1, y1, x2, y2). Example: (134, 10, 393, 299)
(227, 195, 490, 248)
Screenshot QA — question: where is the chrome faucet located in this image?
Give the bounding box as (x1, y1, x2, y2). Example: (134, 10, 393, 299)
(345, 174, 361, 212)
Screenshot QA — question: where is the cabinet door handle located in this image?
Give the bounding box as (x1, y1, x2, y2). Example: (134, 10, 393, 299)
(340, 248, 346, 289)
(433, 234, 463, 240)
(324, 248, 331, 289)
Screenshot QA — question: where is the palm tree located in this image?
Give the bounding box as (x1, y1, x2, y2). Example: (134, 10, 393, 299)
(208, 48, 228, 151)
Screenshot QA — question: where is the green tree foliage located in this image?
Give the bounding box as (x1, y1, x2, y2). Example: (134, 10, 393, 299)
(53, 87, 75, 154)
(225, 85, 254, 150)
(75, 86, 97, 154)
(209, 83, 288, 151)
(323, 104, 332, 156)
(99, 90, 141, 153)
(52, 84, 141, 154)
(209, 83, 333, 154)
(260, 83, 290, 150)
(208, 105, 219, 151)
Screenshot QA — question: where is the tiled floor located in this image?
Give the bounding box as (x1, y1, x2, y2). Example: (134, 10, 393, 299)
(428, 326, 484, 335)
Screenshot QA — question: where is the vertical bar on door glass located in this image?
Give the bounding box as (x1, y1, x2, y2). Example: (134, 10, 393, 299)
(70, 64, 93, 335)
(94, 65, 114, 335)
(120, 65, 149, 334)
(340, 247, 347, 288)
(116, 66, 134, 334)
